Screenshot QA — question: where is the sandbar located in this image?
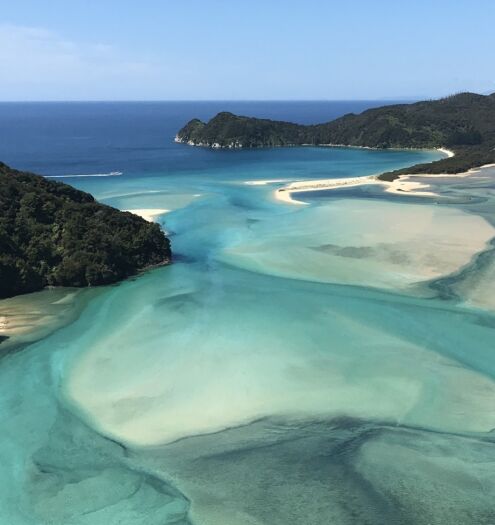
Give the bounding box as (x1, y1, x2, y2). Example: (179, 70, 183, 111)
(274, 162, 495, 203)
(124, 208, 169, 222)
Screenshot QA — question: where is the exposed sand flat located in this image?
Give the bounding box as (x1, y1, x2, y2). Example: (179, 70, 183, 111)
(0, 290, 77, 338)
(384, 179, 436, 196)
(274, 163, 495, 203)
(275, 175, 380, 203)
(275, 189, 309, 205)
(383, 163, 495, 196)
(124, 208, 169, 222)
(65, 242, 495, 447)
(221, 199, 495, 292)
(0, 288, 95, 350)
(59, 148, 495, 454)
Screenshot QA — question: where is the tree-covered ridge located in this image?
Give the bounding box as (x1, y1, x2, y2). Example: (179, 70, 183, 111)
(177, 113, 308, 148)
(0, 163, 171, 299)
(176, 92, 495, 177)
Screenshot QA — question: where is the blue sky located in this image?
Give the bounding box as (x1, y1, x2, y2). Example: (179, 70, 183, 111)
(1, 0, 494, 100)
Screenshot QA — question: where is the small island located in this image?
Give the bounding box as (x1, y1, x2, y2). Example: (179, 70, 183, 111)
(176, 92, 495, 180)
(0, 162, 171, 299)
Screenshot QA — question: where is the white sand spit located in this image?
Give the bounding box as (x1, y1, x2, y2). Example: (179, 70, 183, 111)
(124, 208, 169, 222)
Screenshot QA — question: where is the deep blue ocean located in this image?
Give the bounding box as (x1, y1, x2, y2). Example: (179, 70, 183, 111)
(0, 100, 405, 175)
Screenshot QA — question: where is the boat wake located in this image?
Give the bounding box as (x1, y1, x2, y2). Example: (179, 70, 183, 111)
(47, 171, 123, 178)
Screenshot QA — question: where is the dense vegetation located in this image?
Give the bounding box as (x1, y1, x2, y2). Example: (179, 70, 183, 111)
(0, 163, 171, 299)
(177, 92, 495, 179)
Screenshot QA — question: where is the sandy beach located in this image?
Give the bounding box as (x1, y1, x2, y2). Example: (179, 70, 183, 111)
(275, 175, 381, 204)
(124, 208, 169, 222)
(382, 162, 495, 194)
(274, 162, 495, 204)
(0, 290, 77, 338)
(273, 147, 461, 203)
(272, 174, 446, 204)
(0, 288, 95, 350)
(437, 148, 455, 158)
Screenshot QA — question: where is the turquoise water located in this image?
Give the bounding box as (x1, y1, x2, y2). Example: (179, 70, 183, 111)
(1, 103, 495, 524)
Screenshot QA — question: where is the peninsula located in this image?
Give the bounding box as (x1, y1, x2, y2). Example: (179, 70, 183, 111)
(176, 92, 495, 179)
(0, 162, 171, 299)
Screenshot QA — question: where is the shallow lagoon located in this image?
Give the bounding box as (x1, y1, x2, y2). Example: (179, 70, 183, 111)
(1, 103, 495, 524)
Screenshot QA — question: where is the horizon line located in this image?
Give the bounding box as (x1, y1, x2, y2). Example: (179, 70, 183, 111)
(0, 97, 418, 103)
(0, 97, 426, 104)
(1, 90, 490, 104)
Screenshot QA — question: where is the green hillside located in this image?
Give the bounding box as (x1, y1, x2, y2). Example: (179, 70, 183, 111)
(176, 92, 495, 178)
(0, 163, 171, 299)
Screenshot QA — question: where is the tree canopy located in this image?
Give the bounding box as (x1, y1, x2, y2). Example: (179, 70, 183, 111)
(0, 163, 171, 298)
(176, 92, 495, 179)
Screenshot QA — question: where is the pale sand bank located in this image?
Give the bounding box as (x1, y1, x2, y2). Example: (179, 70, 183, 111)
(273, 174, 436, 203)
(65, 210, 495, 447)
(384, 163, 495, 196)
(0, 290, 77, 337)
(273, 147, 456, 203)
(437, 147, 455, 158)
(124, 208, 169, 222)
(275, 175, 381, 204)
(384, 178, 436, 196)
(0, 288, 97, 350)
(274, 162, 495, 203)
(221, 198, 495, 292)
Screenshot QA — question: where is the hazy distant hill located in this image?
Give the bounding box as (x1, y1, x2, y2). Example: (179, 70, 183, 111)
(0, 163, 171, 298)
(176, 92, 495, 179)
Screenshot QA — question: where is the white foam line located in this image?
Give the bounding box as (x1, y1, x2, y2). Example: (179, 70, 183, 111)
(47, 171, 123, 178)
(244, 179, 290, 186)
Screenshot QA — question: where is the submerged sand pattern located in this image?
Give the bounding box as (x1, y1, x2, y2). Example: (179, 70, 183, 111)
(2, 148, 495, 525)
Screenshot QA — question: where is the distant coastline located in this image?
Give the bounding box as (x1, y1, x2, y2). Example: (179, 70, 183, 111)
(176, 92, 495, 180)
(176, 135, 456, 157)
